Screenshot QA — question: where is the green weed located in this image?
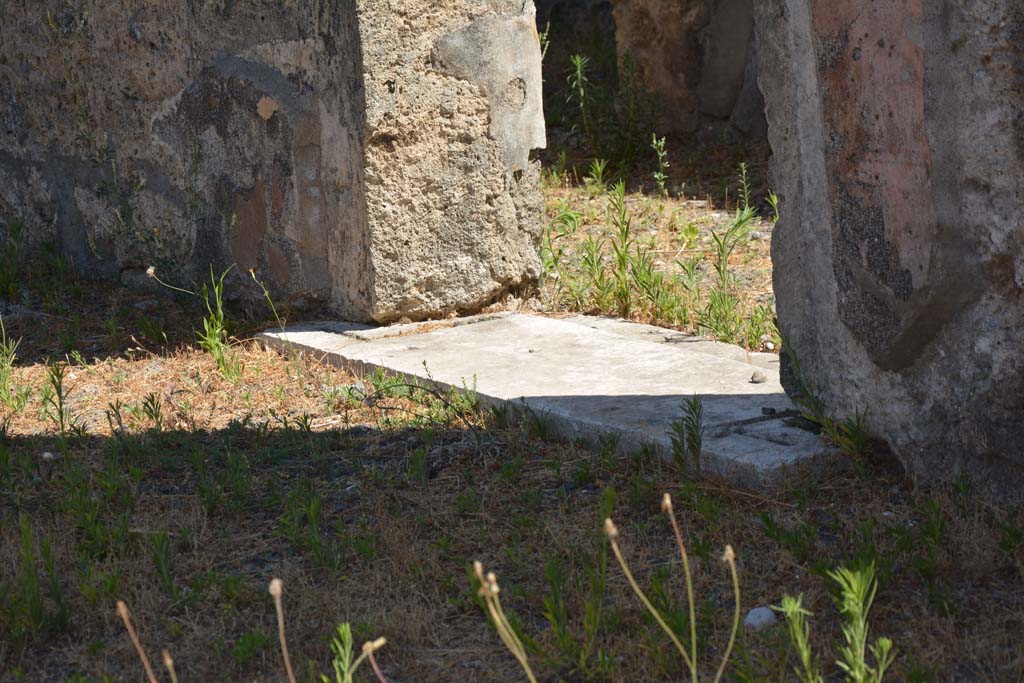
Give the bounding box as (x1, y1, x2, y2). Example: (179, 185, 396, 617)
(767, 191, 781, 224)
(608, 181, 636, 317)
(250, 269, 286, 332)
(998, 512, 1024, 556)
(651, 134, 670, 196)
(775, 564, 895, 683)
(760, 512, 817, 562)
(322, 622, 388, 683)
(149, 531, 177, 599)
(543, 171, 775, 349)
(821, 408, 873, 464)
(147, 264, 243, 381)
(277, 482, 339, 570)
(671, 395, 704, 473)
(231, 630, 271, 666)
(585, 158, 609, 197)
(42, 362, 81, 439)
(2, 514, 69, 645)
(831, 565, 897, 682)
(737, 162, 753, 211)
(710, 205, 756, 288)
(783, 340, 875, 463)
(141, 392, 164, 431)
(197, 266, 243, 382)
(774, 595, 822, 683)
(676, 218, 700, 250)
(0, 318, 31, 414)
(568, 55, 594, 149)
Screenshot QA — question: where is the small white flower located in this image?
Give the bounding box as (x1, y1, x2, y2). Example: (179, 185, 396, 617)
(603, 518, 619, 539)
(146, 266, 156, 279)
(41, 451, 55, 461)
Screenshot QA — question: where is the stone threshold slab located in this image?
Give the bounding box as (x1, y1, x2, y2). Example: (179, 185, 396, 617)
(258, 313, 828, 486)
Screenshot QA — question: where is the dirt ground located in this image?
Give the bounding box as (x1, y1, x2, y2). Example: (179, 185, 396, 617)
(1, 249, 1022, 683)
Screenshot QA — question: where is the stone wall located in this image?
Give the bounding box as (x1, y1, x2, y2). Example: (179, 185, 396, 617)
(756, 0, 1024, 491)
(0, 1, 545, 322)
(611, 0, 766, 136)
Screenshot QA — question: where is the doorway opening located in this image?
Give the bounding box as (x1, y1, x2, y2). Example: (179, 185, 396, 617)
(533, 0, 777, 354)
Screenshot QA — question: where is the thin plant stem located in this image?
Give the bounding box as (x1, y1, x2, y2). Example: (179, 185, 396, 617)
(162, 650, 179, 683)
(146, 267, 197, 298)
(348, 638, 387, 681)
(604, 519, 695, 671)
(367, 649, 389, 683)
(269, 579, 296, 683)
(491, 593, 536, 683)
(116, 601, 158, 683)
(493, 593, 535, 681)
(664, 494, 699, 683)
(475, 562, 537, 683)
(250, 268, 286, 332)
(713, 546, 742, 683)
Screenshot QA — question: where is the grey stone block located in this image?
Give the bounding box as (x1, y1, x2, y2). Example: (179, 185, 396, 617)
(0, 1, 546, 322)
(755, 0, 1024, 493)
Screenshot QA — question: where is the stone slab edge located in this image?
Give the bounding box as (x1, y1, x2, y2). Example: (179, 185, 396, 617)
(257, 317, 832, 488)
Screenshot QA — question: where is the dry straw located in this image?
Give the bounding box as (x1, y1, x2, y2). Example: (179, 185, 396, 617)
(118, 578, 389, 682)
(474, 560, 538, 683)
(269, 578, 297, 683)
(116, 601, 158, 683)
(605, 492, 741, 683)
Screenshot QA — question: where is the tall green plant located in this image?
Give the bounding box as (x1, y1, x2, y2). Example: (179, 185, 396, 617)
(767, 191, 781, 224)
(0, 317, 30, 414)
(830, 564, 896, 683)
(737, 162, 753, 211)
(775, 595, 822, 683)
(42, 362, 78, 438)
(197, 265, 241, 380)
(775, 564, 896, 683)
(568, 55, 593, 149)
(651, 134, 670, 196)
(671, 395, 704, 472)
(710, 205, 756, 288)
(608, 181, 636, 317)
(5, 514, 68, 643)
(585, 158, 609, 197)
(146, 264, 243, 380)
(323, 623, 389, 683)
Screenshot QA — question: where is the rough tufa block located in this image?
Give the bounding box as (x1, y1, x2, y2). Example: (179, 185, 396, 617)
(0, 1, 545, 322)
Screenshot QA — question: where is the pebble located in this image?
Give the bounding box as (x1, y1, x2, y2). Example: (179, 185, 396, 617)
(750, 370, 768, 384)
(743, 606, 778, 632)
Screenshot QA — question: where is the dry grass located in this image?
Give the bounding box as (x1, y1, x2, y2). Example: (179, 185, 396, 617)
(0, 281, 1022, 682)
(1, 165, 1023, 681)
